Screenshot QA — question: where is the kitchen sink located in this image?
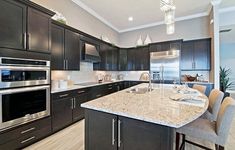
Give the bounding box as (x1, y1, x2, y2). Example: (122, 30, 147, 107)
(127, 87, 153, 94)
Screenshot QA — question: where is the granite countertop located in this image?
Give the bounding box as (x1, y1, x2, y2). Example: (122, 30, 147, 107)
(81, 83, 209, 128)
(181, 81, 214, 84)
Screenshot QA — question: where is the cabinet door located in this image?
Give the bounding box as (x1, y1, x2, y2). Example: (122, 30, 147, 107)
(85, 110, 117, 150)
(119, 117, 173, 150)
(0, 0, 26, 50)
(193, 39, 211, 70)
(52, 97, 73, 132)
(28, 7, 51, 53)
(51, 24, 64, 70)
(111, 47, 119, 71)
(73, 93, 88, 122)
(127, 49, 136, 71)
(181, 41, 194, 70)
(119, 49, 128, 71)
(135, 47, 149, 70)
(64, 29, 80, 70)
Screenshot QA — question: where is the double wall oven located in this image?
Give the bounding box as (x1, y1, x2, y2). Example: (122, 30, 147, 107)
(0, 57, 50, 131)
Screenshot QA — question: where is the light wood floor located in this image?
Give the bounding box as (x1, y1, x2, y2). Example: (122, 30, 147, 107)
(25, 119, 235, 150)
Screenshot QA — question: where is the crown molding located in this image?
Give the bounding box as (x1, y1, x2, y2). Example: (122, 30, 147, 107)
(71, 0, 234, 33)
(219, 6, 235, 13)
(71, 0, 119, 32)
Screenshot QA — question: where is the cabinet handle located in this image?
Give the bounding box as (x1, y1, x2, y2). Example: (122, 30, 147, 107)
(23, 33, 27, 49)
(73, 98, 76, 109)
(112, 119, 115, 145)
(28, 33, 31, 50)
(118, 120, 121, 148)
(78, 90, 85, 94)
(21, 136, 35, 144)
(194, 62, 196, 69)
(21, 127, 35, 134)
(71, 98, 74, 109)
(59, 94, 69, 98)
(108, 87, 113, 90)
(66, 60, 68, 70)
(108, 84, 113, 87)
(96, 94, 102, 98)
(64, 60, 66, 70)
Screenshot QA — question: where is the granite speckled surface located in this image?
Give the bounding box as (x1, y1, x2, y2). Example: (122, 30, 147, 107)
(81, 83, 209, 128)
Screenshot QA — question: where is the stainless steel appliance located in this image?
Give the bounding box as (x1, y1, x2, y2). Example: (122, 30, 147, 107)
(0, 85, 50, 130)
(150, 50, 180, 84)
(0, 57, 51, 131)
(0, 57, 50, 89)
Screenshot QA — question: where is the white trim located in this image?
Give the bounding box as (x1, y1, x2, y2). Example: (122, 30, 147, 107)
(219, 6, 235, 13)
(71, 0, 119, 32)
(71, 0, 235, 33)
(119, 12, 209, 33)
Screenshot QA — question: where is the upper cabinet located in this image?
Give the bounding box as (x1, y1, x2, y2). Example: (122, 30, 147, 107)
(28, 7, 51, 53)
(0, 0, 26, 50)
(0, 0, 54, 53)
(181, 38, 211, 71)
(51, 22, 80, 71)
(94, 43, 118, 71)
(149, 40, 182, 52)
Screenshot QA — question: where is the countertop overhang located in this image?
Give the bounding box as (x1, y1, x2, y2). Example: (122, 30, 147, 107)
(81, 83, 209, 128)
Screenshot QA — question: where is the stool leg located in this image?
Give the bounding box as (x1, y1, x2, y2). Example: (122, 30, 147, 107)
(218, 145, 224, 150)
(175, 132, 180, 150)
(179, 134, 185, 150)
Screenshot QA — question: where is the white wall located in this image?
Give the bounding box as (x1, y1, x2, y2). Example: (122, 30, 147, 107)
(219, 10, 235, 26)
(119, 16, 210, 47)
(31, 0, 119, 45)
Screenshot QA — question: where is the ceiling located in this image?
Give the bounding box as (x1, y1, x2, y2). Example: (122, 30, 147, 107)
(72, 0, 235, 33)
(220, 25, 235, 44)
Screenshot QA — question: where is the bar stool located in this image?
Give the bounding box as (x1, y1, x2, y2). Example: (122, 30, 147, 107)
(176, 97, 235, 150)
(203, 89, 224, 122)
(192, 84, 207, 94)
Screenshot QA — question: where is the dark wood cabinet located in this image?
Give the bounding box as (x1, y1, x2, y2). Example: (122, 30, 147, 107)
(0, 0, 53, 53)
(27, 7, 51, 53)
(64, 29, 80, 70)
(51, 24, 64, 70)
(135, 47, 149, 70)
(85, 110, 173, 150)
(0, 0, 27, 50)
(127, 48, 136, 71)
(149, 40, 182, 52)
(94, 43, 118, 71)
(118, 49, 128, 71)
(0, 117, 51, 150)
(52, 93, 73, 132)
(85, 110, 118, 150)
(51, 22, 80, 71)
(181, 38, 211, 71)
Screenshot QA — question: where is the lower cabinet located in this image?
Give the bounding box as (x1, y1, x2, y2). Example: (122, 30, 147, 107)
(0, 117, 51, 150)
(85, 110, 173, 150)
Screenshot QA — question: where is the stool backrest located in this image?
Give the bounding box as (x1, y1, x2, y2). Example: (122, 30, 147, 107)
(208, 89, 224, 121)
(216, 97, 235, 145)
(193, 84, 207, 94)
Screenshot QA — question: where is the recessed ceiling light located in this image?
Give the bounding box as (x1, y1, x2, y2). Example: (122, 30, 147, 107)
(128, 16, 133, 22)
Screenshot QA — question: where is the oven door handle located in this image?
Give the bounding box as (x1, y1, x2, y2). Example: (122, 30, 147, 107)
(0, 66, 50, 71)
(0, 85, 50, 94)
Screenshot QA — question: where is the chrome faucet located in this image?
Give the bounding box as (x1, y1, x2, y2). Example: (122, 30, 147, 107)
(139, 72, 152, 91)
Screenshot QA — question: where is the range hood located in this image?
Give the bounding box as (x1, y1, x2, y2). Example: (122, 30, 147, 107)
(81, 43, 101, 62)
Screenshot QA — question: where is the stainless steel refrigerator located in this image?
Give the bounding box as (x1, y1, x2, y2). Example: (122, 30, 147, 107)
(150, 50, 180, 84)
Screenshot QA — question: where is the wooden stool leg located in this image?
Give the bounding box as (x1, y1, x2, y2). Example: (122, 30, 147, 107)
(175, 132, 180, 150)
(219, 145, 224, 150)
(179, 134, 185, 150)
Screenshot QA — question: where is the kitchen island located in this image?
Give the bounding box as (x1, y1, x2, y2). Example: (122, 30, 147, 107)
(81, 84, 208, 150)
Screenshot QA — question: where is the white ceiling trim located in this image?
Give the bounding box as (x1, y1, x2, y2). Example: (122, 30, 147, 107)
(219, 6, 235, 13)
(119, 12, 209, 33)
(71, 0, 119, 32)
(71, 0, 235, 33)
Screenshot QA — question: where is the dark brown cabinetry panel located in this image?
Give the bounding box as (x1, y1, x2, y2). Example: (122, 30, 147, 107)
(0, 0, 26, 50)
(64, 29, 80, 70)
(149, 40, 182, 52)
(28, 7, 51, 53)
(51, 24, 64, 70)
(135, 47, 149, 70)
(85, 110, 118, 150)
(181, 38, 211, 71)
(118, 49, 128, 71)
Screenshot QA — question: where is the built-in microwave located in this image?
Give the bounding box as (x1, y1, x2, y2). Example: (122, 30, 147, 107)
(0, 85, 50, 131)
(0, 57, 50, 89)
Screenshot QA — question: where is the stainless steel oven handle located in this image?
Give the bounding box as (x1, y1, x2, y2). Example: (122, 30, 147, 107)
(0, 85, 50, 94)
(21, 136, 35, 144)
(0, 66, 50, 70)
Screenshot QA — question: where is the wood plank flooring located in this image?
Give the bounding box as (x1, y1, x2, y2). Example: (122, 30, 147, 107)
(25, 119, 235, 150)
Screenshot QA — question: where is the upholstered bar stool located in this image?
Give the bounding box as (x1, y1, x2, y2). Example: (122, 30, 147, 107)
(203, 89, 224, 122)
(193, 84, 207, 94)
(176, 97, 235, 150)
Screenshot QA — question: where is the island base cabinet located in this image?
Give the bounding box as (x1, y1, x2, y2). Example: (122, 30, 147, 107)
(85, 110, 173, 150)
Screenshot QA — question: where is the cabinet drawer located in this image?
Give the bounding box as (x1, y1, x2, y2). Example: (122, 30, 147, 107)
(52, 91, 74, 100)
(0, 126, 51, 150)
(0, 117, 51, 145)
